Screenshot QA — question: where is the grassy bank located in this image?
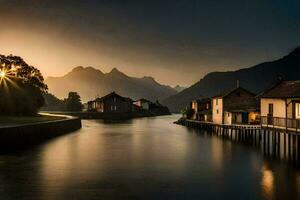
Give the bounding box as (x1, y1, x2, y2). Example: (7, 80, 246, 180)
(0, 115, 64, 126)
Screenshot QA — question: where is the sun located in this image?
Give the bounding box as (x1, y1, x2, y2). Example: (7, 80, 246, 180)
(0, 70, 6, 78)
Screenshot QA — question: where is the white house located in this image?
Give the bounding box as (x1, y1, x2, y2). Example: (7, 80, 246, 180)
(260, 81, 300, 131)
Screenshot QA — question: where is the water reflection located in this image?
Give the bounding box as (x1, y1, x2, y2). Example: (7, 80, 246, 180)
(0, 115, 299, 200)
(211, 137, 224, 172)
(261, 164, 275, 200)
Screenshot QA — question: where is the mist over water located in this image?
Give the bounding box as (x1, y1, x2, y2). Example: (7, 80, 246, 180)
(0, 115, 299, 199)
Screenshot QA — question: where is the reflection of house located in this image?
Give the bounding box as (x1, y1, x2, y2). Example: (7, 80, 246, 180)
(191, 98, 212, 122)
(87, 92, 133, 113)
(260, 81, 300, 131)
(133, 98, 151, 110)
(212, 87, 260, 125)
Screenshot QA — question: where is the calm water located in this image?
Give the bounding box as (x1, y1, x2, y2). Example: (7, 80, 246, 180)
(0, 115, 299, 200)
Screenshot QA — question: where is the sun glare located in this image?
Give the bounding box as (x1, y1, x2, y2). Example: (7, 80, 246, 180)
(0, 70, 6, 78)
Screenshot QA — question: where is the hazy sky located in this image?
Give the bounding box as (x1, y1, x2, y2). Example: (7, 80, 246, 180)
(0, 0, 300, 86)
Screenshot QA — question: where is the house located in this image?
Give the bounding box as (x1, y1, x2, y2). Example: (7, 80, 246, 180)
(212, 87, 260, 125)
(87, 100, 96, 111)
(87, 92, 133, 113)
(260, 81, 300, 131)
(191, 98, 212, 122)
(133, 98, 151, 110)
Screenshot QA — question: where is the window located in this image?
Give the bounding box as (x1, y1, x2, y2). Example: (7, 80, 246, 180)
(114, 97, 116, 102)
(216, 109, 219, 114)
(206, 103, 209, 109)
(192, 102, 197, 110)
(111, 105, 113, 111)
(216, 99, 218, 105)
(228, 113, 230, 117)
(114, 106, 117, 111)
(296, 103, 300, 119)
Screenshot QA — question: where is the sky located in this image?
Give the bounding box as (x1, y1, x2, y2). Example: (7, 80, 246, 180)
(0, 0, 299, 87)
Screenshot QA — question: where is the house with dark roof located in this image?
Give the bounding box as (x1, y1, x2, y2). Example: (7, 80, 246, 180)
(260, 81, 300, 131)
(87, 92, 133, 113)
(212, 87, 260, 125)
(191, 98, 212, 122)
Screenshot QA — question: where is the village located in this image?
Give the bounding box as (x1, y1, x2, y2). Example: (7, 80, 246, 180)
(181, 80, 300, 132)
(85, 91, 170, 119)
(177, 80, 300, 161)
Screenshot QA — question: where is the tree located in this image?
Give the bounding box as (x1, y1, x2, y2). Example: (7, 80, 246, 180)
(0, 55, 47, 115)
(180, 107, 194, 119)
(41, 93, 66, 111)
(65, 92, 83, 111)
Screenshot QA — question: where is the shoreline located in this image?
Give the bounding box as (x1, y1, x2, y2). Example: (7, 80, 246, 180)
(0, 115, 81, 153)
(0, 114, 69, 128)
(41, 111, 171, 120)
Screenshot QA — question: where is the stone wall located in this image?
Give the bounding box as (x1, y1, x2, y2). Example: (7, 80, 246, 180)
(0, 117, 81, 153)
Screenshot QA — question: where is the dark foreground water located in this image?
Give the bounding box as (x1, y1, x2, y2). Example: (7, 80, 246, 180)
(0, 115, 299, 200)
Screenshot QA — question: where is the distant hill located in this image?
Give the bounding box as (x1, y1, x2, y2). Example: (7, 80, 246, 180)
(162, 46, 300, 112)
(46, 67, 177, 102)
(173, 85, 187, 92)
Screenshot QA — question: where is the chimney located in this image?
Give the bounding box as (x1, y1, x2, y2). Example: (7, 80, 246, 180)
(236, 80, 240, 88)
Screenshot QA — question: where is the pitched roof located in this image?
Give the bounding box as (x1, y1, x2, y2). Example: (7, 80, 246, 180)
(224, 98, 260, 113)
(135, 98, 152, 103)
(260, 81, 300, 98)
(95, 92, 133, 102)
(212, 87, 259, 112)
(192, 98, 211, 104)
(212, 87, 255, 98)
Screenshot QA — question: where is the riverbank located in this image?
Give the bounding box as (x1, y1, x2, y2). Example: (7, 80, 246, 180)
(0, 114, 64, 127)
(0, 115, 81, 153)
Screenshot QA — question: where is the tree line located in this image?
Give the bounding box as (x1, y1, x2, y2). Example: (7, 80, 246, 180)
(0, 54, 83, 115)
(42, 92, 83, 112)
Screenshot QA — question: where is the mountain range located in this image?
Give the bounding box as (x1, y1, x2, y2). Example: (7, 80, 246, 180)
(173, 85, 187, 92)
(45, 67, 177, 102)
(162, 46, 300, 112)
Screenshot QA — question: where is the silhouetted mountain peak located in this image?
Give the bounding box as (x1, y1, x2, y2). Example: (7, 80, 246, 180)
(71, 66, 103, 73)
(142, 76, 156, 82)
(285, 46, 300, 59)
(72, 66, 84, 72)
(163, 47, 300, 112)
(110, 67, 120, 73)
(174, 85, 187, 92)
(46, 66, 177, 102)
(69, 66, 103, 76)
(108, 67, 127, 77)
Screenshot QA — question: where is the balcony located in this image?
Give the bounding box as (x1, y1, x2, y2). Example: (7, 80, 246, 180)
(261, 116, 300, 132)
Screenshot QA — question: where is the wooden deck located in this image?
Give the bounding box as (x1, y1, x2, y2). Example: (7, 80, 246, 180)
(182, 119, 260, 129)
(177, 119, 299, 134)
(261, 125, 299, 135)
(261, 116, 300, 134)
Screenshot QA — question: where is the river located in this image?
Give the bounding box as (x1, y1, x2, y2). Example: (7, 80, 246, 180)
(0, 115, 299, 200)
